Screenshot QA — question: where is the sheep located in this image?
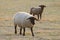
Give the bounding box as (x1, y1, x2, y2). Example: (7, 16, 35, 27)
(13, 12, 38, 36)
(30, 5, 46, 20)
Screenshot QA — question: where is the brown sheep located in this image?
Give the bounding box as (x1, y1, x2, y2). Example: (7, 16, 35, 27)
(30, 5, 46, 20)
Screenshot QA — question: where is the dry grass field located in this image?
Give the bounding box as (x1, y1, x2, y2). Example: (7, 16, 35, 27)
(0, 0, 60, 40)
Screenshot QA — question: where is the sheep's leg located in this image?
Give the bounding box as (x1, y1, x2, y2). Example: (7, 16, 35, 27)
(20, 27, 22, 35)
(37, 14, 39, 20)
(15, 24, 17, 34)
(30, 27, 34, 36)
(23, 27, 25, 36)
(40, 13, 42, 20)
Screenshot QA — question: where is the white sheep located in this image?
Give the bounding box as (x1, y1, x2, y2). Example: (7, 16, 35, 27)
(13, 12, 38, 36)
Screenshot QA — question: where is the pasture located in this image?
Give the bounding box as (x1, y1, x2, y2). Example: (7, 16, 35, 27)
(0, 0, 60, 40)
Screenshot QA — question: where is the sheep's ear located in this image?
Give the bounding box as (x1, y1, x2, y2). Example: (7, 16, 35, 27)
(27, 17, 39, 21)
(27, 17, 34, 20)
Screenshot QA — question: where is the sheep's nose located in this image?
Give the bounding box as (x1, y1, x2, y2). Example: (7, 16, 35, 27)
(35, 18, 39, 21)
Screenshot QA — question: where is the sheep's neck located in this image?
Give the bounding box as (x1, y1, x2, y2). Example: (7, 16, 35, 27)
(40, 7, 44, 13)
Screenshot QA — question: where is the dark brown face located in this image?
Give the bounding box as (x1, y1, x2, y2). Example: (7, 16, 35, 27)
(28, 17, 36, 25)
(39, 5, 46, 7)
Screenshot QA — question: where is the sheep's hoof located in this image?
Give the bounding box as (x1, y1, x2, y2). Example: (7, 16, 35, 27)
(32, 34, 34, 36)
(20, 33, 22, 35)
(32, 35, 34, 36)
(23, 34, 25, 36)
(20, 34, 22, 35)
(20, 34, 21, 35)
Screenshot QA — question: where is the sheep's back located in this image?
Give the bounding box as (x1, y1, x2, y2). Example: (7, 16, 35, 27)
(31, 7, 41, 14)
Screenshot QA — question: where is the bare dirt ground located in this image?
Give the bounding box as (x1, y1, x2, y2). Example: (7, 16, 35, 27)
(0, 0, 60, 40)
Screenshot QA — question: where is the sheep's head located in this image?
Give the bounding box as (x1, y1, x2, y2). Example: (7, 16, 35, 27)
(27, 17, 38, 25)
(39, 5, 46, 8)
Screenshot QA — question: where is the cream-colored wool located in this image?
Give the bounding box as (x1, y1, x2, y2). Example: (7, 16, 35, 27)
(14, 12, 34, 28)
